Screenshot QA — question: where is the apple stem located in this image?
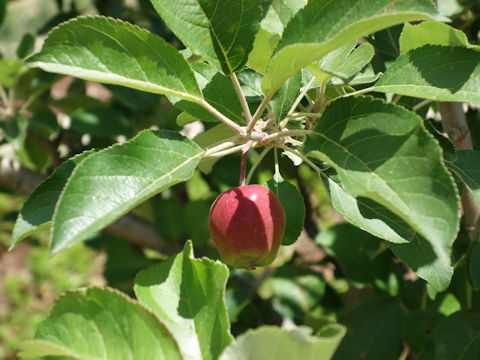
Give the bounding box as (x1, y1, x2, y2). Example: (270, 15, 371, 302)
(239, 140, 254, 186)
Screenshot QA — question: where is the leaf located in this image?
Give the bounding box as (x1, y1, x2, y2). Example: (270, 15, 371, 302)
(50, 130, 203, 255)
(246, 0, 306, 73)
(373, 45, 480, 103)
(265, 178, 305, 246)
(419, 311, 480, 360)
(399, 21, 472, 54)
(308, 41, 375, 82)
(326, 178, 414, 244)
(261, 0, 443, 96)
(70, 107, 133, 137)
(134, 241, 232, 360)
(17, 287, 182, 360)
(316, 223, 396, 288)
(219, 325, 345, 360)
(247, 28, 280, 74)
(334, 298, 404, 360)
(150, 0, 262, 73)
(326, 180, 453, 290)
(447, 150, 480, 203)
(469, 239, 480, 291)
(0, 59, 24, 88)
(270, 71, 302, 122)
(172, 62, 244, 124)
(304, 96, 459, 291)
(16, 33, 36, 59)
(389, 235, 454, 292)
(10, 150, 95, 250)
(26, 16, 203, 103)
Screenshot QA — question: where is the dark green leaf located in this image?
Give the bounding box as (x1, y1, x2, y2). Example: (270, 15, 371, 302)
(27, 16, 203, 102)
(135, 241, 233, 360)
(265, 177, 305, 246)
(172, 62, 244, 123)
(316, 223, 395, 288)
(270, 71, 301, 122)
(18, 288, 182, 360)
(374, 45, 480, 103)
(70, 107, 133, 137)
(16, 33, 35, 59)
(419, 311, 480, 360)
(469, 239, 480, 291)
(447, 150, 480, 203)
(50, 130, 203, 255)
(150, 0, 262, 73)
(334, 298, 404, 360)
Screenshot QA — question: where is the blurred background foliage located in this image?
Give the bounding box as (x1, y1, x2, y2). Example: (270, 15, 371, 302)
(0, 0, 480, 359)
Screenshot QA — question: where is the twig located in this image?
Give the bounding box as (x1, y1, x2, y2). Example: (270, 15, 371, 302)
(0, 85, 9, 109)
(199, 99, 243, 134)
(202, 144, 245, 159)
(239, 140, 254, 186)
(289, 78, 316, 117)
(262, 129, 312, 144)
(274, 142, 325, 178)
(230, 73, 252, 124)
(247, 94, 272, 134)
(246, 144, 273, 185)
(413, 99, 432, 112)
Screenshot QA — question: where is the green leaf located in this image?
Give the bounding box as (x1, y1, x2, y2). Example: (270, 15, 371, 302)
(18, 287, 182, 360)
(0, 59, 24, 88)
(265, 178, 305, 246)
(246, 28, 280, 74)
(16, 33, 36, 59)
(419, 311, 480, 360)
(447, 150, 480, 203)
(316, 223, 396, 288)
(246, 0, 306, 73)
(326, 180, 453, 290)
(219, 325, 345, 360)
(172, 62, 244, 123)
(304, 96, 459, 291)
(399, 21, 472, 54)
(150, 0, 262, 73)
(309, 41, 375, 82)
(50, 130, 203, 255)
(134, 241, 232, 360)
(261, 0, 443, 96)
(326, 178, 414, 244)
(373, 45, 480, 103)
(334, 298, 404, 360)
(194, 123, 237, 173)
(469, 239, 480, 291)
(270, 71, 301, 122)
(0, 115, 28, 153)
(10, 150, 95, 250)
(70, 107, 133, 137)
(26, 16, 203, 103)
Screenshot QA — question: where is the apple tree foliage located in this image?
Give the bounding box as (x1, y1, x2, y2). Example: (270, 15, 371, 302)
(1, 0, 480, 358)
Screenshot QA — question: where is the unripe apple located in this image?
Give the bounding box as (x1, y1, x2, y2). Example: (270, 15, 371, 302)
(208, 184, 285, 269)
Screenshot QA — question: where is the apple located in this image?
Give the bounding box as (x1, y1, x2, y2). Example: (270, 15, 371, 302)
(208, 184, 285, 269)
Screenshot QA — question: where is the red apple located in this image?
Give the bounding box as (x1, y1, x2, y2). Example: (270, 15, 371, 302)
(208, 184, 286, 269)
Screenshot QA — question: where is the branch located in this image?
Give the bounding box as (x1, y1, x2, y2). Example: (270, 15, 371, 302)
(0, 158, 179, 254)
(438, 102, 480, 240)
